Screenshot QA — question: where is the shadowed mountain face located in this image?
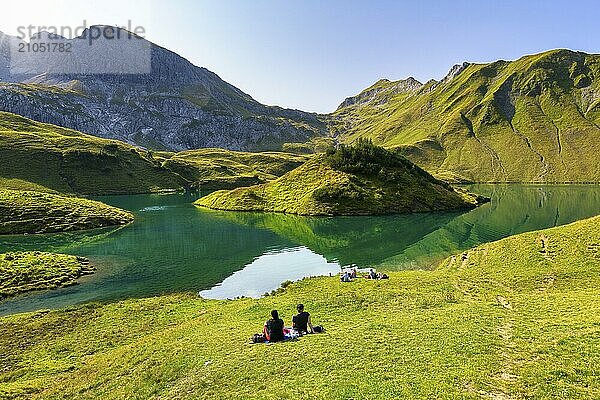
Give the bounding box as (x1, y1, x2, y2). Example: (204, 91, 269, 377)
(0, 27, 326, 151)
(330, 50, 600, 183)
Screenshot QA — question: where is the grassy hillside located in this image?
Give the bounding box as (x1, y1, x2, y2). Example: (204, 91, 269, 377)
(0, 111, 313, 194)
(330, 49, 600, 183)
(0, 178, 58, 194)
(0, 252, 93, 299)
(282, 136, 336, 154)
(196, 140, 486, 215)
(0, 111, 189, 195)
(0, 215, 598, 398)
(0, 190, 133, 235)
(163, 148, 308, 189)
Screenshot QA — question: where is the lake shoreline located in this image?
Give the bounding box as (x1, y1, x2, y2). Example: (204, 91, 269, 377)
(1, 184, 600, 315)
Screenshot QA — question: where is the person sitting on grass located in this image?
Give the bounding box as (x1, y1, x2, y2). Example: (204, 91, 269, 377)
(340, 271, 352, 282)
(292, 303, 313, 335)
(377, 272, 389, 280)
(367, 268, 377, 279)
(263, 309, 284, 342)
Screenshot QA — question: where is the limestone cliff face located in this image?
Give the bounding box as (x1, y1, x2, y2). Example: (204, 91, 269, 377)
(337, 77, 423, 109)
(0, 28, 325, 151)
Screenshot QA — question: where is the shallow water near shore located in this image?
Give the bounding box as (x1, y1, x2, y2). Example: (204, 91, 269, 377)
(1, 184, 599, 315)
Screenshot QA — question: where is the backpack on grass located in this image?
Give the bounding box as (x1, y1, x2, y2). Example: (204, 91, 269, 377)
(251, 333, 266, 343)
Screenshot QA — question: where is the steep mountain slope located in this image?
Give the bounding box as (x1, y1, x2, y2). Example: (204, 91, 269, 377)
(0, 111, 311, 194)
(330, 50, 600, 183)
(0, 111, 188, 195)
(196, 140, 487, 215)
(0, 27, 325, 151)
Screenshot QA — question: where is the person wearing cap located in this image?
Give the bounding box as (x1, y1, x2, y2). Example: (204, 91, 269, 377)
(292, 303, 313, 334)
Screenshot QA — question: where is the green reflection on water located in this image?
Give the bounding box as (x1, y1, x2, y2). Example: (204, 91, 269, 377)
(0, 185, 598, 314)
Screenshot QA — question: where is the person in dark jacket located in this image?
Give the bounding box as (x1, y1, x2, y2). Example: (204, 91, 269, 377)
(292, 303, 313, 334)
(368, 268, 377, 279)
(263, 310, 284, 342)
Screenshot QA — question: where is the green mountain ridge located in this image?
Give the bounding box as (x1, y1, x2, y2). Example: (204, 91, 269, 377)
(195, 140, 487, 215)
(0, 111, 188, 195)
(3, 48, 600, 184)
(163, 148, 308, 190)
(0, 111, 309, 195)
(329, 49, 600, 183)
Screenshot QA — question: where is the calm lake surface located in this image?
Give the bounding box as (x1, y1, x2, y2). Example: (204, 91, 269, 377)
(1, 184, 599, 315)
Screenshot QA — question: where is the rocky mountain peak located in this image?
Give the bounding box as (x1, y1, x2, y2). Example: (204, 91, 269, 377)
(442, 61, 470, 82)
(0, 26, 326, 151)
(337, 77, 423, 109)
(30, 31, 66, 41)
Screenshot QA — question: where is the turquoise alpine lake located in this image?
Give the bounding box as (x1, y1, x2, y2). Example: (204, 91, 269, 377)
(1, 184, 599, 315)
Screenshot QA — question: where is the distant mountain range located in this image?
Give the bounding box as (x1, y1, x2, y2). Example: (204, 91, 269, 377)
(329, 49, 600, 183)
(1, 27, 599, 182)
(0, 26, 325, 151)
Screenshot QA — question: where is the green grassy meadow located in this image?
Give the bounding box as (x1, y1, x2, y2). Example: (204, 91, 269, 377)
(0, 190, 133, 235)
(0, 252, 93, 299)
(0, 112, 188, 195)
(163, 148, 308, 189)
(1, 215, 598, 399)
(0, 111, 315, 196)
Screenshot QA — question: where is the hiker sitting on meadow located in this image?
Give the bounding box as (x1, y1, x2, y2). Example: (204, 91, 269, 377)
(367, 268, 377, 279)
(350, 268, 358, 279)
(263, 310, 284, 342)
(340, 271, 352, 282)
(292, 303, 314, 335)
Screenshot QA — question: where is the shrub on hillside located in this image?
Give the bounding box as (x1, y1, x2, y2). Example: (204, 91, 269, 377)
(325, 138, 437, 184)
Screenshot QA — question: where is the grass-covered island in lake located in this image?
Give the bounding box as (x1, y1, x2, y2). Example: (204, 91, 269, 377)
(0, 252, 94, 299)
(0, 190, 133, 235)
(1, 215, 598, 399)
(196, 140, 488, 215)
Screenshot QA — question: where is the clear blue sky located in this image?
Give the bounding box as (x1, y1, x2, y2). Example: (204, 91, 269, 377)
(2, 0, 599, 112)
